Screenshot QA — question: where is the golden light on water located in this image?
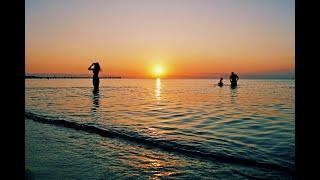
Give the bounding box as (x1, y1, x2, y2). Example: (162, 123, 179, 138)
(155, 78, 161, 101)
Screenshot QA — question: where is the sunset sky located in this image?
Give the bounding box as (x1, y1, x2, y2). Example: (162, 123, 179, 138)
(26, 0, 294, 78)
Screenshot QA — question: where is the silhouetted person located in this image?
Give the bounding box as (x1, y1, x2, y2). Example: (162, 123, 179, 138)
(218, 77, 223, 87)
(88, 62, 101, 90)
(230, 72, 239, 87)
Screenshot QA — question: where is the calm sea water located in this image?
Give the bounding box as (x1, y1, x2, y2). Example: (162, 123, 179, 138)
(25, 79, 295, 179)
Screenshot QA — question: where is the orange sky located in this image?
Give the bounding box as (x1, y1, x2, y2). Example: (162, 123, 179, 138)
(26, 0, 294, 78)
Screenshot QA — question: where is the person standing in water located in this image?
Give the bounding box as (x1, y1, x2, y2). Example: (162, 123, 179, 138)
(88, 62, 101, 90)
(218, 77, 224, 87)
(229, 72, 239, 87)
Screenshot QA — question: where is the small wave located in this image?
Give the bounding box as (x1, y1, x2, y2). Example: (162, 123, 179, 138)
(232, 169, 273, 180)
(25, 111, 294, 174)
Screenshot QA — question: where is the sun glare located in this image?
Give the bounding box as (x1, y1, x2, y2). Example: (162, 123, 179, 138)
(153, 66, 165, 77)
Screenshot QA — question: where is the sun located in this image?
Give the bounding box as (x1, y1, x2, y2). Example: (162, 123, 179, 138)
(152, 66, 166, 77)
(154, 66, 163, 74)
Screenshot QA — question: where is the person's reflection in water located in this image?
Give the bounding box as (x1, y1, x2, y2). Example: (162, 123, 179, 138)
(230, 84, 238, 107)
(92, 89, 100, 113)
(230, 84, 237, 89)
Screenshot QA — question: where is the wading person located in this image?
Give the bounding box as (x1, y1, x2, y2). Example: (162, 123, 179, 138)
(88, 62, 101, 90)
(218, 77, 224, 87)
(229, 72, 239, 87)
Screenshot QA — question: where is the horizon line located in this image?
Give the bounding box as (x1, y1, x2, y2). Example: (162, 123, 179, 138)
(25, 72, 295, 79)
(25, 75, 295, 80)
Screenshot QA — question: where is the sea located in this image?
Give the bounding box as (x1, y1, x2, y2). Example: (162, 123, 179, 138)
(25, 78, 295, 179)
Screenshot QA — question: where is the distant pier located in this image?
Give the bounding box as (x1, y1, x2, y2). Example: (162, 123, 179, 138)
(25, 75, 122, 79)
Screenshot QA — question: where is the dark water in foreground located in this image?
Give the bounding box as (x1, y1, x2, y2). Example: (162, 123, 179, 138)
(26, 79, 295, 179)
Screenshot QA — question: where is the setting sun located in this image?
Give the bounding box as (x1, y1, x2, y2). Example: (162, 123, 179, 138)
(152, 66, 166, 77)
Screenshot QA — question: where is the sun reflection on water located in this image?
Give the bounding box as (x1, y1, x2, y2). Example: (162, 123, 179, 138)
(91, 89, 100, 123)
(155, 78, 161, 101)
(125, 154, 180, 179)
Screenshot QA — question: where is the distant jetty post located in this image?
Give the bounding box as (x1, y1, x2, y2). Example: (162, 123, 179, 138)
(25, 75, 122, 79)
